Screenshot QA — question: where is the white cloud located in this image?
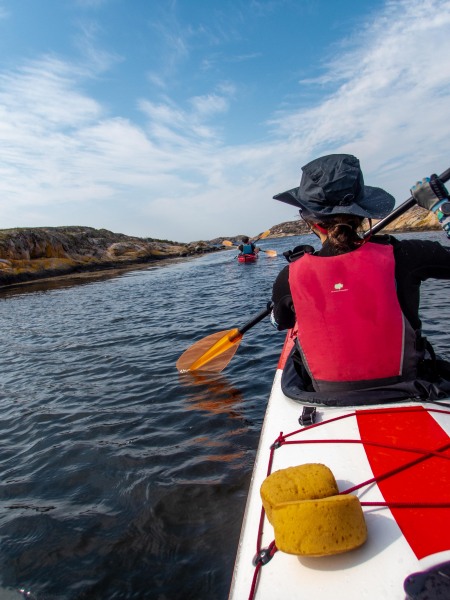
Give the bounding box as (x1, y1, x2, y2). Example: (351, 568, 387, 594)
(73, 18, 123, 73)
(268, 0, 450, 198)
(146, 5, 192, 88)
(139, 88, 233, 145)
(1, 0, 450, 241)
(0, 57, 101, 128)
(189, 94, 229, 117)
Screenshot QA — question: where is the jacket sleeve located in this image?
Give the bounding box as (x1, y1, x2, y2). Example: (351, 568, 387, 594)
(392, 237, 450, 282)
(384, 235, 450, 330)
(271, 265, 296, 330)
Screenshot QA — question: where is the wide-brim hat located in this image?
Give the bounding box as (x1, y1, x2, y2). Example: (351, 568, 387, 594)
(273, 154, 395, 219)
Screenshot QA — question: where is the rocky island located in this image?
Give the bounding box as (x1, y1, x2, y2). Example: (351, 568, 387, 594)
(0, 226, 221, 288)
(0, 205, 441, 288)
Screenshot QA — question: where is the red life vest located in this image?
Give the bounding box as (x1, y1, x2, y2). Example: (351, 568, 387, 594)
(288, 242, 419, 392)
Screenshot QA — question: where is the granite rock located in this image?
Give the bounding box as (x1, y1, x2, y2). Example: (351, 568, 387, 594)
(0, 226, 220, 287)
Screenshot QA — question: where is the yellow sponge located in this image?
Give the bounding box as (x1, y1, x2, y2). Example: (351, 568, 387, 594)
(260, 463, 338, 523)
(271, 494, 367, 556)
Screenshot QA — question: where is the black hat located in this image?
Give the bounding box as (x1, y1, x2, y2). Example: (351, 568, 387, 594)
(273, 154, 395, 219)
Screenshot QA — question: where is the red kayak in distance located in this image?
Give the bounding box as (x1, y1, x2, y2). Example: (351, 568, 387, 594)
(237, 253, 258, 263)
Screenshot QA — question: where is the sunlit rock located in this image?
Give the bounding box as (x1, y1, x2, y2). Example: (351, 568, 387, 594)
(0, 226, 220, 287)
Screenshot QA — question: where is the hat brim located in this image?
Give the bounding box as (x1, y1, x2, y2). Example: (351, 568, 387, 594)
(273, 185, 395, 220)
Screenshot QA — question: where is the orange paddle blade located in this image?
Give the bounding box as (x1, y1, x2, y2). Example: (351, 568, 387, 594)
(263, 249, 277, 257)
(254, 229, 271, 242)
(176, 328, 243, 373)
(222, 240, 234, 247)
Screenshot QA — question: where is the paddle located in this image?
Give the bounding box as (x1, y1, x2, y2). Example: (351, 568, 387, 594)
(254, 229, 272, 243)
(222, 229, 271, 246)
(222, 240, 277, 257)
(176, 305, 272, 373)
(177, 166, 450, 373)
(222, 230, 277, 256)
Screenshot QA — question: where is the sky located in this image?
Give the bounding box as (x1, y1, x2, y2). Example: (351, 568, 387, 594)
(1, 0, 450, 242)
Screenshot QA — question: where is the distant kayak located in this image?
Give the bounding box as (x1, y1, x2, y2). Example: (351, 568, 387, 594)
(237, 253, 258, 263)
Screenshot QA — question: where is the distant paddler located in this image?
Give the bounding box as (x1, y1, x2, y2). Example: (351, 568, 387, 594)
(221, 229, 277, 258)
(238, 235, 260, 260)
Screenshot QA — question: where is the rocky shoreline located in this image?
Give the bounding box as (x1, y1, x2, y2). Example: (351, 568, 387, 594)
(0, 205, 441, 288)
(0, 226, 225, 288)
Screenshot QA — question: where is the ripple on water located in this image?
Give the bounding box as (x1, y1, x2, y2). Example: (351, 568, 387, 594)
(0, 233, 448, 599)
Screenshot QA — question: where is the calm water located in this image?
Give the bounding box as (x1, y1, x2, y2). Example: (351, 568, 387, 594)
(0, 232, 448, 600)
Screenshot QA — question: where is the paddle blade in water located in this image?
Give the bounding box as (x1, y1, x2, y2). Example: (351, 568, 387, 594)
(176, 328, 243, 373)
(263, 250, 277, 257)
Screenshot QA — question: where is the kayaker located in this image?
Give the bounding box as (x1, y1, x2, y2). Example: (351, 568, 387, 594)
(271, 153, 450, 405)
(238, 236, 260, 256)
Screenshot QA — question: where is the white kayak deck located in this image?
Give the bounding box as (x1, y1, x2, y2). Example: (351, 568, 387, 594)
(229, 368, 450, 600)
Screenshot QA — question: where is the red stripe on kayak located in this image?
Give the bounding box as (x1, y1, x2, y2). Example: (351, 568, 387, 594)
(277, 331, 295, 370)
(356, 406, 450, 559)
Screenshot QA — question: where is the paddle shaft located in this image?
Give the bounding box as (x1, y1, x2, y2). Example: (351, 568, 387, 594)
(239, 304, 273, 335)
(365, 166, 450, 238)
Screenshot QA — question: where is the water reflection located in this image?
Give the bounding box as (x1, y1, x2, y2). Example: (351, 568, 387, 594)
(0, 255, 199, 298)
(179, 372, 245, 417)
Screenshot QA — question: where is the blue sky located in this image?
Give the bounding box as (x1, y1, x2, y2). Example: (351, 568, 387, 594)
(1, 0, 450, 242)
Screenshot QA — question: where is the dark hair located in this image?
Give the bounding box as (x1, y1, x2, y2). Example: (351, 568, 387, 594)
(307, 215, 365, 254)
(241, 236, 250, 243)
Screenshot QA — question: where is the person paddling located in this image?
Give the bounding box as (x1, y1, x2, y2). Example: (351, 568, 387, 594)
(238, 236, 260, 257)
(271, 153, 450, 405)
